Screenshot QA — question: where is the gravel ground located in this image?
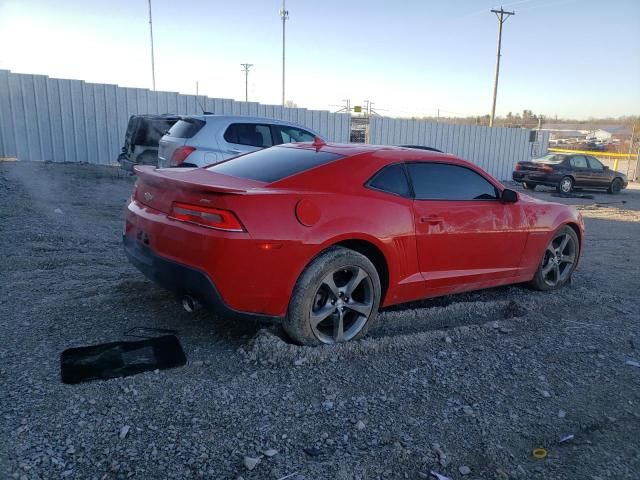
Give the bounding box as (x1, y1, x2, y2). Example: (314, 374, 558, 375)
(1, 161, 639, 480)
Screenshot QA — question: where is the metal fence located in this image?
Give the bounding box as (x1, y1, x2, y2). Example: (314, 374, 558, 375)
(0, 69, 351, 164)
(0, 68, 552, 180)
(369, 116, 549, 180)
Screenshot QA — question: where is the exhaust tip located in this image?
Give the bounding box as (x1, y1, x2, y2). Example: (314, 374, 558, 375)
(181, 294, 200, 313)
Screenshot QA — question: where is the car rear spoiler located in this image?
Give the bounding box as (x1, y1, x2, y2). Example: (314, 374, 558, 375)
(133, 165, 260, 194)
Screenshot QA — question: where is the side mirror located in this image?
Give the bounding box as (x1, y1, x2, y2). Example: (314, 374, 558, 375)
(501, 188, 518, 203)
(604, 165, 610, 170)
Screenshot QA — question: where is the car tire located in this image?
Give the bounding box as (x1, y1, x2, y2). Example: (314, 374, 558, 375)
(522, 182, 536, 191)
(284, 247, 381, 346)
(529, 226, 579, 291)
(608, 178, 623, 194)
(556, 176, 574, 194)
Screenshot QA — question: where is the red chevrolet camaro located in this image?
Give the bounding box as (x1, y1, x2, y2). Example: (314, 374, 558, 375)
(124, 140, 584, 345)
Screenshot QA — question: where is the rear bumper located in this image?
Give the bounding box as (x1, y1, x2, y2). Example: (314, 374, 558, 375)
(123, 234, 282, 323)
(512, 171, 562, 186)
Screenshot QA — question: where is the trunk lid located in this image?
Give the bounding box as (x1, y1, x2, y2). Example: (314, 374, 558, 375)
(517, 161, 554, 172)
(133, 165, 266, 214)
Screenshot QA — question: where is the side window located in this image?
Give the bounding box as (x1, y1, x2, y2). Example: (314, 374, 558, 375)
(276, 126, 315, 144)
(223, 123, 273, 148)
(407, 163, 498, 201)
(367, 164, 411, 197)
(586, 156, 604, 170)
(570, 155, 588, 168)
(255, 125, 273, 147)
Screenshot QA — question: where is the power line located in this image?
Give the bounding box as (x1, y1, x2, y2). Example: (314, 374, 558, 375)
(279, 0, 289, 106)
(489, 7, 515, 127)
(334, 99, 351, 113)
(367, 105, 468, 118)
(332, 100, 475, 119)
(444, 0, 528, 26)
(240, 63, 253, 102)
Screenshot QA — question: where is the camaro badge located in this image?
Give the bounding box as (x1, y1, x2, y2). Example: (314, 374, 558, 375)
(144, 192, 153, 201)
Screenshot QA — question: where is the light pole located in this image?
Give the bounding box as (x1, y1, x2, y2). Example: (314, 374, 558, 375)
(280, 0, 289, 106)
(489, 8, 515, 127)
(240, 63, 253, 102)
(147, 0, 156, 90)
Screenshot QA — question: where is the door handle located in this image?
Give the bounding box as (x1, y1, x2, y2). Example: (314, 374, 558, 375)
(420, 216, 444, 224)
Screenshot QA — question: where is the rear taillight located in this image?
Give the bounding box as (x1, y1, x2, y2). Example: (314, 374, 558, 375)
(171, 146, 196, 165)
(169, 202, 244, 232)
(515, 164, 522, 171)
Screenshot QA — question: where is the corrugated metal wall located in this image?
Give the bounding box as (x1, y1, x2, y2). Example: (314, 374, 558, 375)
(369, 117, 550, 180)
(0, 69, 351, 164)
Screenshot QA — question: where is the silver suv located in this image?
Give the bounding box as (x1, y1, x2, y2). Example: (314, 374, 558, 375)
(157, 115, 321, 168)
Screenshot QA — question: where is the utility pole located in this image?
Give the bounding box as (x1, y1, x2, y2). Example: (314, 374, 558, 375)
(627, 123, 636, 177)
(280, 0, 289, 106)
(489, 7, 515, 127)
(363, 100, 370, 116)
(147, 0, 156, 90)
(240, 63, 253, 102)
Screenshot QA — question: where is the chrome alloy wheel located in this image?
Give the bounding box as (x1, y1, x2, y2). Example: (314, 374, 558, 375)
(560, 177, 573, 193)
(541, 232, 577, 287)
(309, 266, 374, 344)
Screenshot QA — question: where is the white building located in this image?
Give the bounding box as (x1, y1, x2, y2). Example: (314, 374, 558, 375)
(587, 126, 633, 142)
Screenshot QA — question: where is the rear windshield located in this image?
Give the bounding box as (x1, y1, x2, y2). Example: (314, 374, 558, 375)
(167, 118, 205, 139)
(207, 146, 343, 183)
(533, 154, 567, 163)
(133, 119, 178, 146)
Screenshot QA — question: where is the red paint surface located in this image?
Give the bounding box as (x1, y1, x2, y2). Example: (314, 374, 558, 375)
(125, 144, 585, 317)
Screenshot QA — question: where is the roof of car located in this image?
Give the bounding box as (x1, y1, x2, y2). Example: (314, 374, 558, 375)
(280, 142, 491, 179)
(186, 114, 310, 125)
(181, 114, 322, 136)
(280, 142, 455, 159)
(265, 142, 493, 189)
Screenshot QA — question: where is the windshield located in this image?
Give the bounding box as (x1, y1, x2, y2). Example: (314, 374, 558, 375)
(533, 154, 567, 163)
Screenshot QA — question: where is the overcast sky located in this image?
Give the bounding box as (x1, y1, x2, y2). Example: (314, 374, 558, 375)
(0, 0, 638, 119)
